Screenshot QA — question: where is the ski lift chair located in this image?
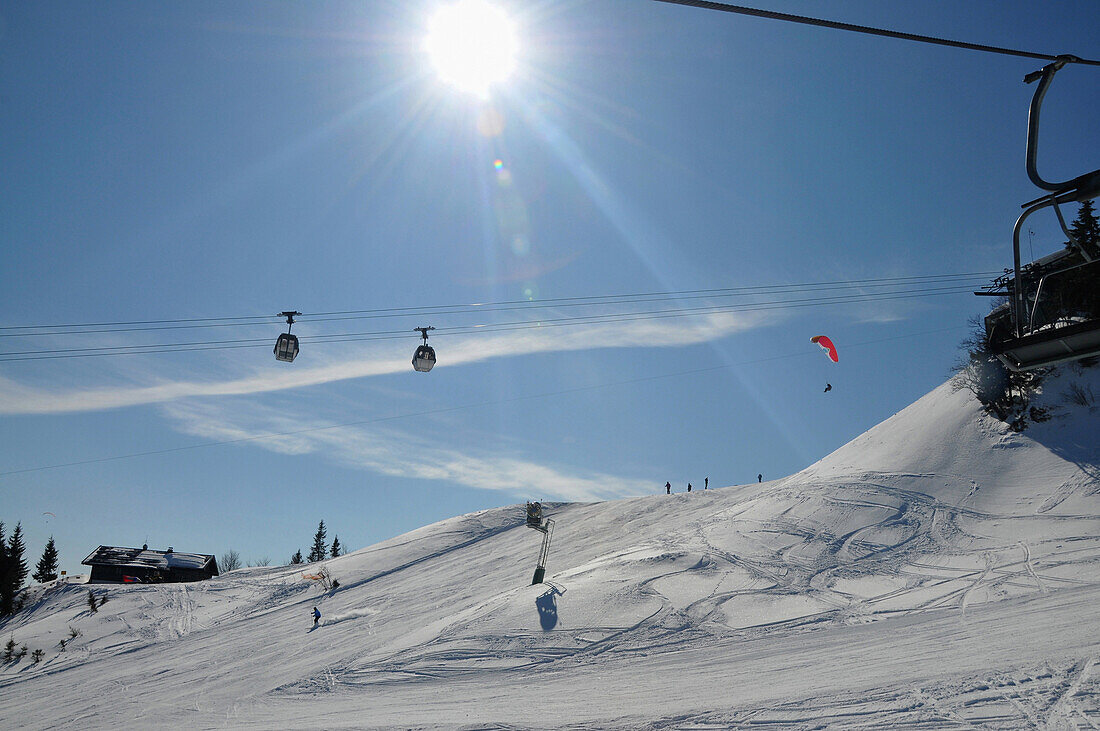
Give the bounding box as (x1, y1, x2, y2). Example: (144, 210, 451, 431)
(982, 58, 1100, 371)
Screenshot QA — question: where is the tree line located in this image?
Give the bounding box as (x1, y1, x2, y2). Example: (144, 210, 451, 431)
(1, 521, 60, 617)
(290, 520, 342, 565)
(218, 520, 344, 573)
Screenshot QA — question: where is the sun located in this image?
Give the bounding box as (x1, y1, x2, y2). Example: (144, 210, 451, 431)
(425, 0, 518, 98)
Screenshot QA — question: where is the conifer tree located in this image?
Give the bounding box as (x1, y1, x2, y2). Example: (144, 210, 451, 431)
(1, 523, 28, 616)
(330, 536, 341, 558)
(289, 549, 304, 565)
(32, 537, 59, 584)
(308, 521, 328, 562)
(0, 523, 10, 616)
(1068, 200, 1100, 259)
(8, 523, 27, 590)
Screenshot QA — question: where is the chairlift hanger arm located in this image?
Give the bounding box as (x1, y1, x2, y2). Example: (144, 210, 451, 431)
(279, 311, 302, 330)
(1024, 60, 1100, 197)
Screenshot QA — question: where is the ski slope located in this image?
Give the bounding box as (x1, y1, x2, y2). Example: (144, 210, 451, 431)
(2, 367, 1099, 729)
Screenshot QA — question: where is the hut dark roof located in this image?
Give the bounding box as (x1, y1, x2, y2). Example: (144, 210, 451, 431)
(82, 546, 218, 574)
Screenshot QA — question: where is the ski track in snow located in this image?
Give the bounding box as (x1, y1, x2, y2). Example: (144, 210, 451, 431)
(2, 371, 1100, 728)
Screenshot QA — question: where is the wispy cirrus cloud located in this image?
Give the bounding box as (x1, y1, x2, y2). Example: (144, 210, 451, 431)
(166, 400, 652, 502)
(0, 311, 767, 415)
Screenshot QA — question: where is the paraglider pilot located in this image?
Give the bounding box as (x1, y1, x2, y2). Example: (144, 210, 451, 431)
(313, 606, 321, 627)
(824, 383, 832, 393)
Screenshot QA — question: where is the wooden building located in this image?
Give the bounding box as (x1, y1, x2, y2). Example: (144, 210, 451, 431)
(82, 545, 219, 584)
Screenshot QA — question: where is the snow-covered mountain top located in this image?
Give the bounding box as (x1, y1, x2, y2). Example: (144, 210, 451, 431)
(2, 368, 1099, 729)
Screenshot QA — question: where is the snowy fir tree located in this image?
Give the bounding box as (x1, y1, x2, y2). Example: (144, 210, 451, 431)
(289, 549, 303, 565)
(1068, 199, 1100, 259)
(8, 524, 27, 588)
(330, 536, 341, 558)
(1, 523, 28, 616)
(308, 521, 328, 562)
(32, 537, 59, 584)
(0, 523, 8, 616)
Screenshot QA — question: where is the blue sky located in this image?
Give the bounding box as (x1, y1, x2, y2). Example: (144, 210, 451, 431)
(2, 0, 1098, 575)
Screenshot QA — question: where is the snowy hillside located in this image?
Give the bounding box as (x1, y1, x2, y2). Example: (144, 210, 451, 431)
(2, 368, 1099, 729)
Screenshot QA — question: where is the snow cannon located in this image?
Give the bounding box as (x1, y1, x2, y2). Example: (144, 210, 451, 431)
(524, 502, 555, 585)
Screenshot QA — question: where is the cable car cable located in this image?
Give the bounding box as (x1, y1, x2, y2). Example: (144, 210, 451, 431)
(0, 283, 984, 361)
(0, 271, 1000, 337)
(0, 323, 971, 479)
(0, 284, 984, 361)
(650, 0, 1100, 66)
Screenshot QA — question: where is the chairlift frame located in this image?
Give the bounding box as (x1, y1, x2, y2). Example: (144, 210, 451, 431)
(986, 58, 1100, 371)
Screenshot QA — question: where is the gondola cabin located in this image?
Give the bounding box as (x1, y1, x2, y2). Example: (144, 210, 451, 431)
(274, 310, 302, 363)
(412, 344, 436, 372)
(274, 332, 299, 362)
(412, 326, 436, 372)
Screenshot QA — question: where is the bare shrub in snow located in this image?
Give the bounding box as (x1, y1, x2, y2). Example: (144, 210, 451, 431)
(953, 315, 1044, 424)
(220, 550, 242, 572)
(1063, 381, 1095, 407)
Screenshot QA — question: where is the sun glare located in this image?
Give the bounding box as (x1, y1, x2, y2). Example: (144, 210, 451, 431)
(425, 0, 518, 98)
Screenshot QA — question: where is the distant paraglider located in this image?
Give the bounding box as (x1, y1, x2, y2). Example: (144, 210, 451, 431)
(811, 336, 838, 393)
(42, 511, 56, 523)
(811, 335, 839, 363)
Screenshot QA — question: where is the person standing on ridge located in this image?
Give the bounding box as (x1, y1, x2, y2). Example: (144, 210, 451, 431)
(665, 481, 671, 494)
(313, 606, 321, 627)
(704, 477, 708, 490)
(758, 474, 762, 483)
(687, 483, 692, 493)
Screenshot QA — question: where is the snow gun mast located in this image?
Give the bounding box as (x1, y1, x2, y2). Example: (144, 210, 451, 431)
(524, 502, 555, 585)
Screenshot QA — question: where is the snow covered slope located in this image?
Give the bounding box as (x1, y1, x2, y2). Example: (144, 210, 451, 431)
(2, 368, 1099, 729)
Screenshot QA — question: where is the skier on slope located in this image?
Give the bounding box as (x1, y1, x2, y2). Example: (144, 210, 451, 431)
(313, 607, 321, 627)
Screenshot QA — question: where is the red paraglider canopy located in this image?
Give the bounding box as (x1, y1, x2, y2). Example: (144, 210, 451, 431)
(811, 335, 839, 363)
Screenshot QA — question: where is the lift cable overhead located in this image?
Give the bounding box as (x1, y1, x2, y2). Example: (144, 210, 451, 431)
(651, 0, 1100, 67)
(0, 272, 999, 338)
(0, 282, 989, 362)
